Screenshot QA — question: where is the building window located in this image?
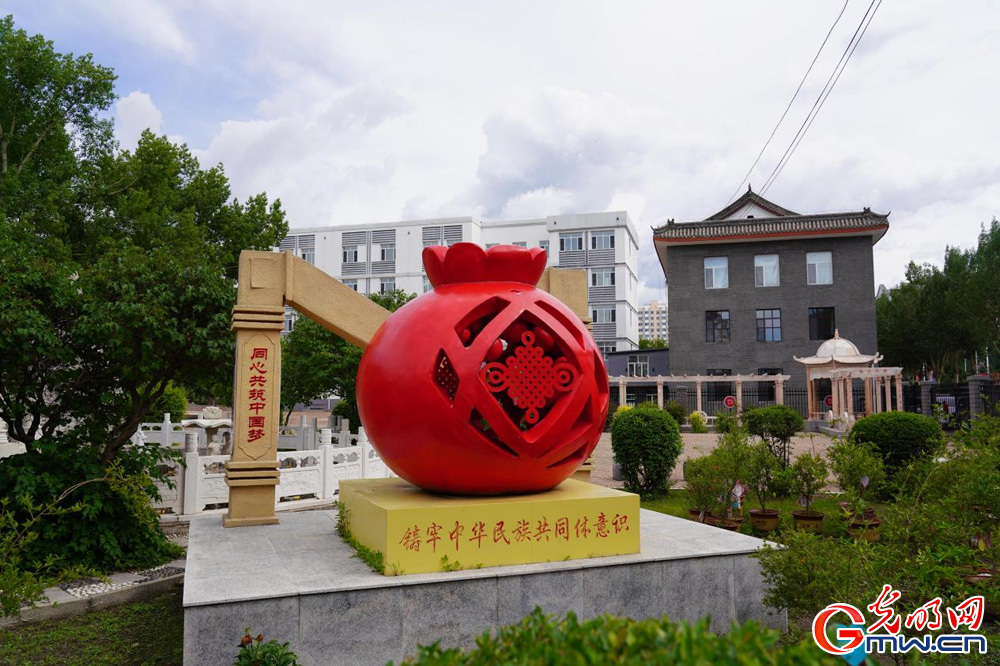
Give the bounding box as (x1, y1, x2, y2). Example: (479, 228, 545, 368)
(597, 342, 617, 356)
(342, 279, 358, 291)
(809, 307, 835, 340)
(592, 306, 616, 324)
(559, 232, 583, 251)
(512, 241, 527, 247)
(755, 309, 782, 342)
(754, 254, 779, 287)
(380, 243, 396, 262)
(757, 367, 783, 401)
(627, 354, 649, 377)
(539, 240, 550, 254)
(343, 246, 359, 263)
(423, 276, 432, 293)
(591, 268, 615, 287)
(591, 230, 615, 250)
(380, 278, 396, 294)
(807, 251, 833, 285)
(705, 310, 730, 342)
(704, 257, 728, 289)
(301, 250, 315, 265)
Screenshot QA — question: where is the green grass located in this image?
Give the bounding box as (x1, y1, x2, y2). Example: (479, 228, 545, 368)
(0, 585, 183, 666)
(641, 490, 882, 537)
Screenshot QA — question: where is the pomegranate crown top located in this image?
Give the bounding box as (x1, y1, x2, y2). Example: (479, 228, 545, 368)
(423, 242, 547, 287)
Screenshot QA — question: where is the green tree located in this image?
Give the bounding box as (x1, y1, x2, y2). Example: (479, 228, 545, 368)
(877, 221, 1000, 379)
(0, 17, 287, 572)
(638, 337, 667, 349)
(281, 290, 415, 428)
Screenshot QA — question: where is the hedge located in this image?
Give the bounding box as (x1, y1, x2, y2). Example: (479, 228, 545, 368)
(849, 411, 943, 477)
(398, 608, 837, 665)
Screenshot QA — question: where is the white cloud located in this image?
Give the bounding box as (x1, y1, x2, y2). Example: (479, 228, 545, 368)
(500, 187, 576, 220)
(69, 0, 1000, 304)
(115, 91, 163, 151)
(80, 0, 194, 60)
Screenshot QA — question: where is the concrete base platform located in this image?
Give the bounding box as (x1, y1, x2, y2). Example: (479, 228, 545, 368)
(184, 508, 785, 666)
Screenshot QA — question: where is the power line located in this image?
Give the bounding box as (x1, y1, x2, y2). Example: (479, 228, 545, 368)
(725, 0, 851, 206)
(761, 0, 884, 195)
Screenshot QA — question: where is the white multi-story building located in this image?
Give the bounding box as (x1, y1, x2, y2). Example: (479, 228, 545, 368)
(638, 299, 668, 343)
(279, 211, 639, 352)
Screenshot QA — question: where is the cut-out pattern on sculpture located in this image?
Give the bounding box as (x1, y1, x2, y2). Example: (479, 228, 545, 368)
(480, 331, 579, 424)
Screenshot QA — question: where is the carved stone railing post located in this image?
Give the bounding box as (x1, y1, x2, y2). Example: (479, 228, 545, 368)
(183, 433, 201, 517)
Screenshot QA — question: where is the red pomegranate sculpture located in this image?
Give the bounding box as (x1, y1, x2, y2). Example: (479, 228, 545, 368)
(356, 243, 610, 495)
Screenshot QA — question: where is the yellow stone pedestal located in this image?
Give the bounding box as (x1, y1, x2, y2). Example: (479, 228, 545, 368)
(338, 478, 640, 575)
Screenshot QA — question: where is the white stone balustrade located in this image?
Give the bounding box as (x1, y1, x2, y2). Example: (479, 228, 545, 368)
(152, 424, 391, 517)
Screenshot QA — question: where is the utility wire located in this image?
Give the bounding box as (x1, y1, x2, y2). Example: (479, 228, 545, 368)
(761, 0, 883, 195)
(725, 0, 851, 206)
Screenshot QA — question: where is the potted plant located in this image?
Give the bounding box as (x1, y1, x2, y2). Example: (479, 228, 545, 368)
(829, 439, 885, 502)
(684, 456, 716, 522)
(843, 484, 881, 541)
(789, 452, 828, 532)
(746, 441, 781, 532)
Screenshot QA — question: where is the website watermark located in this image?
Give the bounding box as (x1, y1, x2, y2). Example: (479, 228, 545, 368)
(812, 584, 988, 658)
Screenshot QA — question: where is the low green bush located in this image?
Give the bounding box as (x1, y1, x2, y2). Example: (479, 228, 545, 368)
(849, 411, 943, 479)
(662, 400, 686, 426)
(398, 607, 837, 665)
(743, 405, 803, 467)
(688, 411, 708, 433)
(788, 452, 827, 514)
(0, 442, 182, 574)
(827, 439, 885, 496)
(611, 407, 681, 499)
(683, 455, 726, 516)
(714, 407, 739, 434)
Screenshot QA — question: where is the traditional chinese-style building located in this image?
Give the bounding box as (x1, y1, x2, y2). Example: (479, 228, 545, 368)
(653, 189, 889, 387)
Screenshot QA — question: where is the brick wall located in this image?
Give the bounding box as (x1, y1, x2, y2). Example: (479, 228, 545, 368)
(665, 235, 877, 384)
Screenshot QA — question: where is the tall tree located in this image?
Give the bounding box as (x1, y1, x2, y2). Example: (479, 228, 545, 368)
(0, 15, 287, 460)
(0, 16, 288, 571)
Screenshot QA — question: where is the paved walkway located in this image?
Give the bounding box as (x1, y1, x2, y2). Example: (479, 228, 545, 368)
(589, 431, 835, 489)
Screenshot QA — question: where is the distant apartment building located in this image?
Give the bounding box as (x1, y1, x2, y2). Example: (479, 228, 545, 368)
(653, 189, 889, 384)
(638, 299, 668, 343)
(279, 212, 640, 352)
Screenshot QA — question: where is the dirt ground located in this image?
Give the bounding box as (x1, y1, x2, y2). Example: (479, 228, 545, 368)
(589, 431, 835, 489)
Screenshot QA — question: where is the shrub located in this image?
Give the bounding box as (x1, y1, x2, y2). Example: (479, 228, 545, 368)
(714, 407, 739, 434)
(0, 442, 182, 573)
(788, 452, 828, 514)
(663, 400, 686, 426)
(849, 411, 943, 478)
(634, 401, 660, 411)
(683, 455, 725, 516)
(611, 407, 681, 499)
(713, 427, 753, 490)
(828, 439, 885, 496)
(743, 405, 803, 468)
(746, 441, 782, 512)
(397, 607, 837, 665)
(146, 382, 188, 422)
(688, 411, 708, 433)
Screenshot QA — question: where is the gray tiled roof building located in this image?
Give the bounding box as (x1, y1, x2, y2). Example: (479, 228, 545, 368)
(653, 189, 889, 385)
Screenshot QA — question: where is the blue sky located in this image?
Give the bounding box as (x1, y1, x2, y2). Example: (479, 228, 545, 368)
(4, 1, 999, 305)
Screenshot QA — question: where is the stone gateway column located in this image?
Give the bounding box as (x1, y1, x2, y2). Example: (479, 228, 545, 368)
(224, 304, 285, 527)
